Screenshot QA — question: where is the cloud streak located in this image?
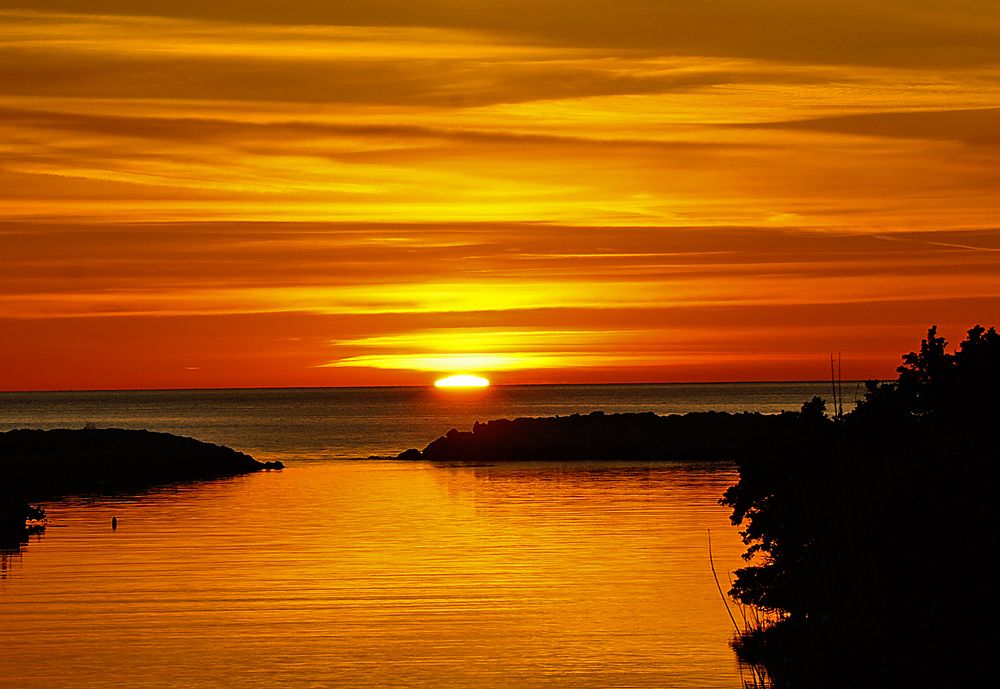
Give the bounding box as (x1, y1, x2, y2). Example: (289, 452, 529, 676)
(6, 2, 1000, 67)
(2, 5, 999, 388)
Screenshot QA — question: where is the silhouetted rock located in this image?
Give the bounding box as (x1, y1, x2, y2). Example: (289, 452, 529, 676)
(398, 410, 816, 462)
(397, 448, 422, 461)
(0, 428, 275, 503)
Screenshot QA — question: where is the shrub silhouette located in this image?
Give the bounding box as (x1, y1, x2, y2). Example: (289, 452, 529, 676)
(723, 325, 999, 688)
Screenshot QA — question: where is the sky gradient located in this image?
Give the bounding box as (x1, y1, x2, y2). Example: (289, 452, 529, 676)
(3, 1, 1000, 390)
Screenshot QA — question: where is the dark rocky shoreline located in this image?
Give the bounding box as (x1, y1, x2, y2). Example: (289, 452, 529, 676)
(1, 428, 281, 542)
(396, 410, 811, 463)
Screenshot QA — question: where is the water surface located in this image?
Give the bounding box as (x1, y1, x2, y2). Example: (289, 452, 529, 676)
(1, 461, 747, 688)
(0, 382, 847, 459)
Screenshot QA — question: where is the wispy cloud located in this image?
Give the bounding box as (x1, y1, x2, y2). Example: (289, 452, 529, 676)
(2, 5, 999, 388)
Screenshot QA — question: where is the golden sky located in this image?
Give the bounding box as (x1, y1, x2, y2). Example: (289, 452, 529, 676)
(2, 1, 999, 389)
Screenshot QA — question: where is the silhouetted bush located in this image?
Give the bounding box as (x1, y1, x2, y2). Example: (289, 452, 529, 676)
(723, 325, 999, 688)
(0, 481, 46, 547)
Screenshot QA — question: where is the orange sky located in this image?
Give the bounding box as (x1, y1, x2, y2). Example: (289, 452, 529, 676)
(2, 1, 999, 390)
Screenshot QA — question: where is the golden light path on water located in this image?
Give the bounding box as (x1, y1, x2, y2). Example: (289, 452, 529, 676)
(0, 461, 748, 688)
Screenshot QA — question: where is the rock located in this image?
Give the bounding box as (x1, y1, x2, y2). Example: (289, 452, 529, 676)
(413, 411, 812, 462)
(0, 428, 276, 501)
(397, 448, 422, 461)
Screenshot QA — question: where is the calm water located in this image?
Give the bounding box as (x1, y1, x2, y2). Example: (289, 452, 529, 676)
(2, 462, 747, 688)
(0, 384, 826, 687)
(0, 382, 845, 459)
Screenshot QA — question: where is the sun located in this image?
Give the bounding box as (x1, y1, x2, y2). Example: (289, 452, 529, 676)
(434, 374, 490, 388)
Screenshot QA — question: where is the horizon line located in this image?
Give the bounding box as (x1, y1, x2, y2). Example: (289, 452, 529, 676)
(0, 379, 871, 395)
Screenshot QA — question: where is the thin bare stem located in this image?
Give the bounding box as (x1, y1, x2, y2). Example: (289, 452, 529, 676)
(708, 528, 740, 634)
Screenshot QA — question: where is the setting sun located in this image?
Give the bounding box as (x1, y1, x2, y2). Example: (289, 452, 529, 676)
(434, 374, 491, 388)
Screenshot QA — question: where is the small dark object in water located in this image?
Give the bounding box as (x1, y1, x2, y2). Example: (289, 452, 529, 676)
(111, 516, 117, 530)
(262, 460, 284, 470)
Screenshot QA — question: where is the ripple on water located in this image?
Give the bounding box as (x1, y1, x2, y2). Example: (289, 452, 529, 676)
(0, 461, 746, 689)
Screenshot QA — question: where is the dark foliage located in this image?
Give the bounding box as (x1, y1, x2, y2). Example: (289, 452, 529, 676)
(852, 324, 1000, 425)
(722, 325, 1000, 688)
(0, 480, 47, 548)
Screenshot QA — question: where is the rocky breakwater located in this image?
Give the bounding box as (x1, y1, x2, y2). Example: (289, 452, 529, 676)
(397, 410, 816, 462)
(1, 428, 282, 542)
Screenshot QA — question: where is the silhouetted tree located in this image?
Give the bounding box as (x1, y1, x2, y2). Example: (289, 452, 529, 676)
(799, 396, 826, 421)
(856, 324, 1000, 423)
(723, 324, 1000, 688)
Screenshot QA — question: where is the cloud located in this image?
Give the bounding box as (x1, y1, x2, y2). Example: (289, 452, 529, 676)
(0, 11, 843, 107)
(3, 220, 998, 320)
(2, 5, 1000, 388)
(5, 2, 1000, 67)
(745, 107, 1000, 146)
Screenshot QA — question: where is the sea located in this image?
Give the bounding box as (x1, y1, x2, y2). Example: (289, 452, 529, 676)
(0, 383, 840, 689)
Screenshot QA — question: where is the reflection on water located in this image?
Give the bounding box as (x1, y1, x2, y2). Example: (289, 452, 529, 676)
(0, 461, 746, 688)
(1, 527, 45, 579)
(1, 547, 23, 580)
